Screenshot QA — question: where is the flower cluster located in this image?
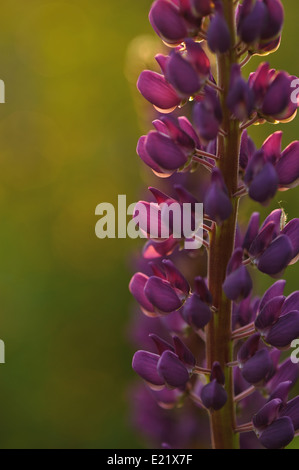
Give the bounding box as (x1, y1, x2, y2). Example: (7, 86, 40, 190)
(129, 0, 299, 449)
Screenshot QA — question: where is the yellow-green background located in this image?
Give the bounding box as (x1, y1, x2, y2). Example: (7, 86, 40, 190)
(0, 0, 297, 448)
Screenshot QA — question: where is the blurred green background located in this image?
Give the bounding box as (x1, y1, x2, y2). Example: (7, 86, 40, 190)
(0, 0, 297, 449)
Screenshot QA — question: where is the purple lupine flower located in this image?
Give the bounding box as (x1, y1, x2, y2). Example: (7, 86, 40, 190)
(237, 0, 284, 47)
(203, 167, 232, 224)
(193, 87, 223, 142)
(242, 209, 299, 276)
(165, 40, 211, 97)
(249, 63, 299, 122)
(200, 362, 227, 411)
(181, 276, 213, 329)
(129, 259, 190, 316)
(137, 70, 181, 113)
(242, 131, 299, 203)
(207, 9, 231, 54)
(227, 65, 254, 120)
(149, 0, 189, 46)
(149, 0, 213, 46)
(129, 0, 299, 451)
(223, 248, 253, 302)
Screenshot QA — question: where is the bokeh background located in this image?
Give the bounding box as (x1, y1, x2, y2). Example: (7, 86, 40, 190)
(0, 0, 297, 448)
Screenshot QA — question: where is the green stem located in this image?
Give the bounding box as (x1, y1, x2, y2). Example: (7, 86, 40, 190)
(205, 0, 241, 449)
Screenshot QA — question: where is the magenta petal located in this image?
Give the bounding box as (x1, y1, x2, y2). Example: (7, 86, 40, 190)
(157, 350, 190, 388)
(137, 70, 180, 111)
(132, 350, 165, 386)
(144, 276, 182, 313)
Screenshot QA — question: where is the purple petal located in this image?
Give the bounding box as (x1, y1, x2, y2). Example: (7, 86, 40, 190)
(149, 333, 174, 355)
(261, 0, 284, 41)
(257, 235, 293, 276)
(144, 276, 182, 313)
(265, 311, 299, 348)
(166, 52, 201, 96)
(239, 129, 256, 170)
(207, 12, 231, 53)
(162, 259, 190, 296)
(223, 265, 252, 302)
(255, 296, 285, 332)
(276, 141, 299, 187)
(248, 162, 279, 205)
(129, 273, 155, 315)
(267, 358, 299, 392)
(210, 361, 225, 385)
(241, 349, 273, 384)
(237, 332, 261, 364)
(193, 276, 213, 305)
(259, 279, 286, 312)
(281, 396, 299, 431)
(157, 350, 190, 388)
(282, 291, 299, 315)
(281, 219, 299, 262)
(253, 398, 282, 431)
(145, 130, 188, 171)
(249, 221, 276, 258)
(262, 72, 292, 118)
(243, 212, 260, 251)
(173, 336, 196, 368)
(237, 0, 266, 43)
(269, 381, 293, 405)
(149, 0, 188, 44)
(200, 379, 227, 411)
(137, 136, 164, 174)
(204, 169, 232, 224)
(259, 416, 294, 449)
(262, 131, 283, 164)
(132, 350, 165, 386)
(182, 293, 212, 329)
(137, 70, 180, 111)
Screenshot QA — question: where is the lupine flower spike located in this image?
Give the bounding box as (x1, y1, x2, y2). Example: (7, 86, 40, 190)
(129, 0, 299, 449)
